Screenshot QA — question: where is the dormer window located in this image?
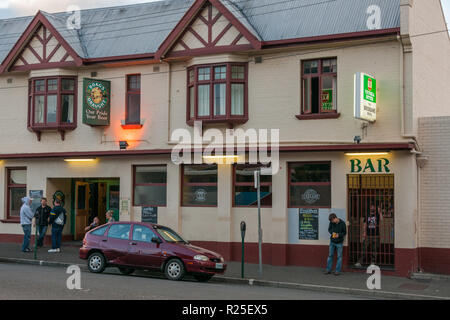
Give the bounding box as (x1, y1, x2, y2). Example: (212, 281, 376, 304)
(187, 63, 248, 125)
(28, 76, 77, 140)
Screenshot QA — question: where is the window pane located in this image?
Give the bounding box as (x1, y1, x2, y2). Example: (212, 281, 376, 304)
(127, 94, 140, 124)
(231, 83, 244, 115)
(184, 165, 218, 184)
(322, 59, 337, 73)
(321, 76, 337, 111)
(231, 65, 245, 79)
(133, 225, 157, 243)
(197, 85, 210, 116)
(214, 66, 227, 80)
(9, 187, 26, 217)
(35, 80, 45, 92)
(34, 96, 45, 124)
(108, 224, 131, 240)
(77, 185, 86, 210)
(62, 79, 75, 91)
(46, 95, 57, 123)
(235, 185, 272, 206)
(290, 163, 331, 183)
(135, 166, 167, 184)
(214, 83, 226, 116)
(303, 60, 318, 74)
(235, 165, 272, 183)
(128, 75, 141, 91)
(9, 169, 26, 185)
(289, 185, 331, 207)
(190, 86, 195, 118)
(189, 69, 194, 84)
(134, 186, 167, 206)
(183, 186, 217, 206)
(61, 95, 74, 123)
(303, 78, 311, 113)
(91, 226, 108, 236)
(47, 79, 58, 91)
(198, 67, 210, 81)
(310, 77, 319, 114)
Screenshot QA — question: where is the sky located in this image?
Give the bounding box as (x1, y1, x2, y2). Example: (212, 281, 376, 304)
(0, 0, 449, 29)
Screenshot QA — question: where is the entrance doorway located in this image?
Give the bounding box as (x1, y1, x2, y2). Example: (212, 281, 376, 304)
(347, 174, 395, 268)
(74, 179, 120, 240)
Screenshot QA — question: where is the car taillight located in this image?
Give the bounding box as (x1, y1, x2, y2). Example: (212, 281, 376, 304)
(83, 238, 87, 246)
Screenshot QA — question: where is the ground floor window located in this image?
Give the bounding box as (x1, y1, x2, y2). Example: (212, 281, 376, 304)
(233, 164, 272, 207)
(182, 164, 218, 207)
(347, 174, 395, 268)
(288, 162, 331, 208)
(6, 168, 27, 220)
(133, 165, 167, 206)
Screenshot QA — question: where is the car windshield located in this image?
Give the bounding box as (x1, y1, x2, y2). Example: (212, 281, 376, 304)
(155, 226, 188, 244)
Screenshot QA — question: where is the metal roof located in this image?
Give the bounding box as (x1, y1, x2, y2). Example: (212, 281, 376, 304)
(0, 0, 400, 63)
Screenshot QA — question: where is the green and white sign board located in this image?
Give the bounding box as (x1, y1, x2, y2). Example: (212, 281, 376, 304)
(354, 72, 377, 122)
(83, 78, 111, 126)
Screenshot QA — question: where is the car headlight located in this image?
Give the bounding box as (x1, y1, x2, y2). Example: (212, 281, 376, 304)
(194, 255, 209, 262)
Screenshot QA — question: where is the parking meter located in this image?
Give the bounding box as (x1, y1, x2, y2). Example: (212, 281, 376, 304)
(240, 221, 246, 278)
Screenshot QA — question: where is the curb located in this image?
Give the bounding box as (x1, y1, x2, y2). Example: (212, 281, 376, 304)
(411, 273, 450, 282)
(1, 257, 448, 300)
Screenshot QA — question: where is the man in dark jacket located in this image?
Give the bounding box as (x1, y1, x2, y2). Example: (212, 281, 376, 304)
(33, 197, 52, 247)
(48, 199, 67, 253)
(325, 213, 347, 275)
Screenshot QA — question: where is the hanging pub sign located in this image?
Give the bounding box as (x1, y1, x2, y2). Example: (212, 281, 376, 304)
(354, 72, 377, 122)
(142, 207, 158, 224)
(299, 208, 319, 240)
(83, 78, 111, 126)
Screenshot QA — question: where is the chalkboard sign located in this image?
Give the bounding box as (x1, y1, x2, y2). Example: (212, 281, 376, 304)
(142, 207, 158, 224)
(299, 208, 319, 240)
(29, 190, 43, 214)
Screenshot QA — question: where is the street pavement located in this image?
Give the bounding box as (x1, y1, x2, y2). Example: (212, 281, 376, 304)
(0, 263, 368, 300)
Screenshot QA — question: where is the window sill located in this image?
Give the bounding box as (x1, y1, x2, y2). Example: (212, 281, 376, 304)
(121, 124, 144, 130)
(187, 117, 248, 127)
(28, 124, 76, 141)
(0, 219, 20, 224)
(296, 113, 340, 120)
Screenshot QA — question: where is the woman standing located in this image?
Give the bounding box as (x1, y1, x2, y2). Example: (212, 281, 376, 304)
(106, 210, 115, 223)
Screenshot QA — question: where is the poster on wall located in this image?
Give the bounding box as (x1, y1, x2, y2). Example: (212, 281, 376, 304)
(82, 78, 111, 126)
(29, 190, 43, 214)
(299, 208, 319, 240)
(120, 198, 130, 216)
(141, 207, 158, 224)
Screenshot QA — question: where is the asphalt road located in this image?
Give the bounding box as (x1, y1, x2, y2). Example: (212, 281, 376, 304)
(0, 262, 370, 300)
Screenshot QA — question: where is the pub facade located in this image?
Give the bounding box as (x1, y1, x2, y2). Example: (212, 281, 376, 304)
(0, 0, 449, 276)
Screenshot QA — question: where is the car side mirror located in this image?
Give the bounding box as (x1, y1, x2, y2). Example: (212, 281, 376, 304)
(151, 237, 161, 244)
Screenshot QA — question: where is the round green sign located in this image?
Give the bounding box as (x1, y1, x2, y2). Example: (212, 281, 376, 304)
(86, 81, 108, 110)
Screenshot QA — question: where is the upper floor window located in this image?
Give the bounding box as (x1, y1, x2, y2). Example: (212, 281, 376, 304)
(126, 74, 141, 125)
(300, 58, 338, 117)
(187, 63, 248, 125)
(28, 77, 77, 128)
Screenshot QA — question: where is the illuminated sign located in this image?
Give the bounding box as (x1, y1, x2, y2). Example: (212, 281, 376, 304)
(83, 78, 111, 126)
(354, 72, 377, 122)
(350, 158, 390, 173)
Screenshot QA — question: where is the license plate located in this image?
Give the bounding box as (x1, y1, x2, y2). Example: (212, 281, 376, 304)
(215, 263, 223, 270)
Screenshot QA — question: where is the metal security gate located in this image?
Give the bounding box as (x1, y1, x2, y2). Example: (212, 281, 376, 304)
(347, 174, 395, 268)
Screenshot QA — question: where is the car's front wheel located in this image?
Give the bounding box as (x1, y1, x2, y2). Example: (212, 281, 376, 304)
(87, 252, 106, 273)
(164, 258, 185, 281)
(118, 267, 135, 275)
(194, 274, 213, 282)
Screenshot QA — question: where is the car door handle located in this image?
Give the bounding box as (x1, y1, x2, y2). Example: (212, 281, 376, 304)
(130, 242, 137, 246)
(102, 239, 108, 242)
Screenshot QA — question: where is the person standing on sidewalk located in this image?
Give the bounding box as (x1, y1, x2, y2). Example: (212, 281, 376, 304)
(33, 197, 52, 248)
(325, 213, 347, 276)
(48, 199, 67, 253)
(20, 197, 34, 253)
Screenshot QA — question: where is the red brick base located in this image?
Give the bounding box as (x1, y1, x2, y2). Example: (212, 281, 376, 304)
(419, 247, 450, 275)
(0, 234, 74, 246)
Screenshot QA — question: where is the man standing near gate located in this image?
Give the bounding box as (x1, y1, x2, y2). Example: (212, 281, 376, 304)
(33, 197, 52, 247)
(324, 213, 347, 276)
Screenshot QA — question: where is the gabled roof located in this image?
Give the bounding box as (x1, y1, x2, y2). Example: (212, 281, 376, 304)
(0, 0, 402, 72)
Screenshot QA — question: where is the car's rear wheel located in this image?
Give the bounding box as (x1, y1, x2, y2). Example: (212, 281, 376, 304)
(87, 252, 106, 273)
(194, 274, 213, 282)
(164, 258, 185, 281)
(118, 267, 135, 275)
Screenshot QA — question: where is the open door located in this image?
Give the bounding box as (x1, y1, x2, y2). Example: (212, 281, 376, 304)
(75, 181, 90, 240)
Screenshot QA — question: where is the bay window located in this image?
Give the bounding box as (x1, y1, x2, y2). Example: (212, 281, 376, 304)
(187, 63, 248, 125)
(28, 76, 77, 139)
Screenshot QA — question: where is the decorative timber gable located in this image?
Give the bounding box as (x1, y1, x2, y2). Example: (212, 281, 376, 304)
(0, 12, 82, 73)
(156, 0, 261, 60)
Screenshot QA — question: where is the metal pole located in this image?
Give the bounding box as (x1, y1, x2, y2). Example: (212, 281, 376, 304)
(257, 170, 262, 277)
(241, 236, 245, 278)
(33, 221, 38, 260)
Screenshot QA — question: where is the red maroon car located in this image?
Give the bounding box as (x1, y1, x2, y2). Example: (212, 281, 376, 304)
(79, 222, 226, 282)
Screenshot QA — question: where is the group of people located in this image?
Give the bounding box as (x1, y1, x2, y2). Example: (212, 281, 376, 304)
(20, 196, 116, 254)
(20, 197, 66, 253)
(325, 202, 384, 275)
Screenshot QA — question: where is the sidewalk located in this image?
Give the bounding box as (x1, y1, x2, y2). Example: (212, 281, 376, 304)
(0, 242, 449, 300)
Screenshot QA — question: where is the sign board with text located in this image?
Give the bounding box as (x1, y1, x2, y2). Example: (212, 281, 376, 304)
(354, 72, 377, 122)
(142, 207, 158, 224)
(299, 208, 319, 240)
(83, 78, 111, 126)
